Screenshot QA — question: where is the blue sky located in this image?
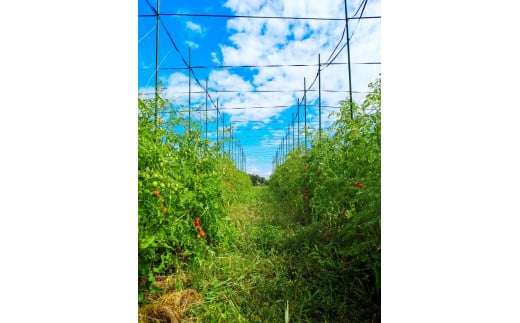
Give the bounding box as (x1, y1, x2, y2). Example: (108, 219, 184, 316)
(138, 0, 381, 178)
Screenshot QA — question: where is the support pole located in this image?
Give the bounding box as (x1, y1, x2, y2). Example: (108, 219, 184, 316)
(318, 53, 322, 140)
(188, 47, 192, 129)
(344, 0, 354, 119)
(292, 113, 295, 151)
(205, 77, 208, 139)
(221, 113, 225, 153)
(286, 130, 289, 156)
(229, 128, 232, 156)
(154, 0, 160, 126)
(297, 98, 300, 148)
(304, 77, 307, 148)
(216, 98, 219, 143)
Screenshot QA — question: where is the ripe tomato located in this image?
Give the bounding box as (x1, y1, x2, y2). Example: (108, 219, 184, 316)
(194, 218, 200, 227)
(357, 183, 364, 189)
(200, 231, 206, 237)
(153, 190, 161, 197)
(197, 226, 203, 232)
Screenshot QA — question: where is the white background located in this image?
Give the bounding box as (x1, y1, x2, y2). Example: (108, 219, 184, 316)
(0, 0, 519, 321)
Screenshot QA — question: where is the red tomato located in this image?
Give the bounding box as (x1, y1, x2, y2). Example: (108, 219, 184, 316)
(153, 190, 161, 197)
(200, 231, 206, 237)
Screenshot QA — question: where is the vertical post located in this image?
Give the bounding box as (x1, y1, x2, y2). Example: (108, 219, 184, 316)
(188, 47, 192, 129)
(286, 130, 290, 155)
(297, 98, 300, 148)
(318, 53, 322, 140)
(216, 98, 219, 143)
(229, 128, 232, 156)
(304, 77, 307, 148)
(292, 113, 295, 151)
(154, 0, 160, 126)
(205, 77, 208, 139)
(221, 113, 225, 153)
(344, 0, 353, 119)
(282, 138, 285, 161)
(283, 138, 286, 160)
(279, 141, 282, 162)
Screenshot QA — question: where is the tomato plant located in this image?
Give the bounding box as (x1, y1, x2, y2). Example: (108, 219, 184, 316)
(269, 77, 381, 317)
(138, 95, 252, 303)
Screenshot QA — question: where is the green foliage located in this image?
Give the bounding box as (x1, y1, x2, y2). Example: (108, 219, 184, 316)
(249, 173, 269, 186)
(184, 186, 377, 322)
(138, 97, 252, 303)
(269, 77, 381, 321)
(138, 78, 381, 322)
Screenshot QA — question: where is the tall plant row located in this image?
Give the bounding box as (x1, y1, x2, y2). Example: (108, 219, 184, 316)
(269, 77, 381, 318)
(138, 97, 252, 303)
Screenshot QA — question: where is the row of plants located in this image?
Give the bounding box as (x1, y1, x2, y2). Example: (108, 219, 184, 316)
(269, 77, 381, 321)
(138, 96, 252, 304)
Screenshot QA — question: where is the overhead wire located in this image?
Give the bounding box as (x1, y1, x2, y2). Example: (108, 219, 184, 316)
(349, 0, 369, 40)
(138, 89, 370, 95)
(321, 0, 369, 71)
(137, 61, 379, 71)
(143, 49, 172, 91)
(138, 12, 380, 21)
(140, 0, 380, 166)
(145, 0, 221, 114)
(138, 24, 157, 43)
(304, 0, 370, 92)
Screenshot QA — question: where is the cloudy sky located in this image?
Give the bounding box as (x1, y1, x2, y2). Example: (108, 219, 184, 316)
(138, 0, 381, 178)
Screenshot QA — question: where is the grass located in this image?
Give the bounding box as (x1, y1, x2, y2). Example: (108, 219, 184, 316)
(147, 186, 378, 322)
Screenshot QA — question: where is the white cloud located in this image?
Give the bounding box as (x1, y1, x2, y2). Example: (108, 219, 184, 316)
(144, 0, 380, 175)
(185, 40, 200, 49)
(213, 0, 380, 130)
(211, 52, 221, 64)
(186, 21, 204, 34)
